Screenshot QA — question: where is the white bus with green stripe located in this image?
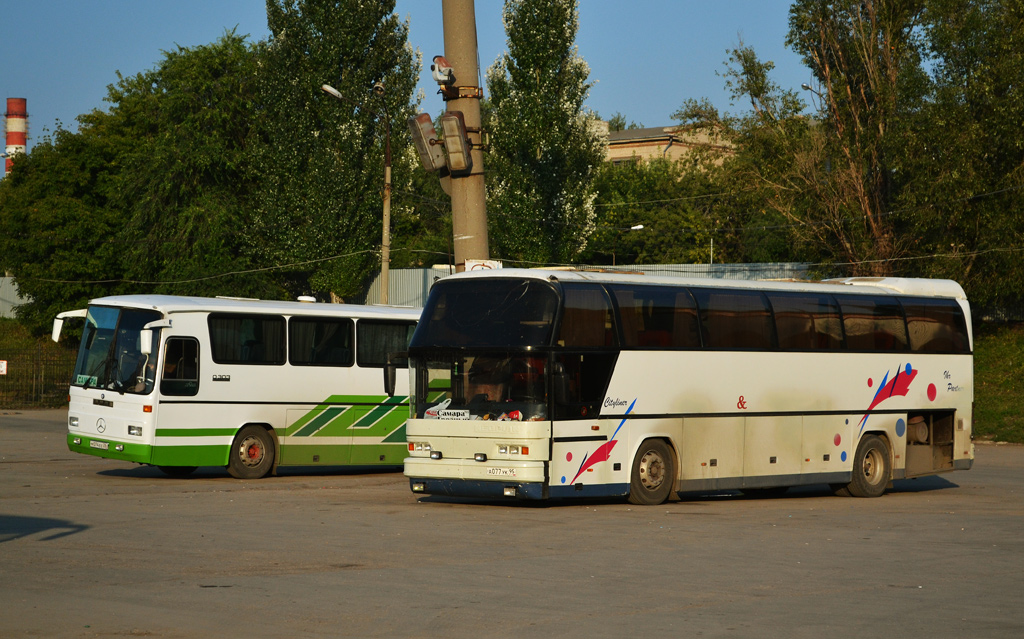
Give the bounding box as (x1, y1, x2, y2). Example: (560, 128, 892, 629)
(52, 295, 420, 478)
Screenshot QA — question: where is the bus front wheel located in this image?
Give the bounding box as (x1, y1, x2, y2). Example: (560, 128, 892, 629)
(628, 439, 675, 506)
(835, 434, 890, 498)
(227, 426, 275, 479)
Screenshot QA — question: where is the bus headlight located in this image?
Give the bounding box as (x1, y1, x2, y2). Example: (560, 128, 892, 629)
(497, 443, 529, 456)
(128, 425, 143, 437)
(69, 416, 79, 428)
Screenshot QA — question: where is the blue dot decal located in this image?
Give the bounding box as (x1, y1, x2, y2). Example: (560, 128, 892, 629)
(560, 476, 566, 484)
(841, 451, 848, 462)
(895, 418, 906, 437)
(905, 363, 913, 375)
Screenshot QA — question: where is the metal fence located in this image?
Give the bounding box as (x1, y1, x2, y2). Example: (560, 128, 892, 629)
(0, 347, 76, 409)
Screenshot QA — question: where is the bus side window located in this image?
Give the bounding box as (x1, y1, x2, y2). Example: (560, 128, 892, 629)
(610, 285, 700, 349)
(552, 352, 617, 420)
(161, 337, 200, 397)
(902, 298, 971, 353)
(208, 314, 286, 365)
(692, 288, 774, 350)
(558, 284, 617, 347)
(836, 295, 908, 352)
(289, 317, 354, 367)
(356, 320, 417, 368)
(766, 292, 843, 351)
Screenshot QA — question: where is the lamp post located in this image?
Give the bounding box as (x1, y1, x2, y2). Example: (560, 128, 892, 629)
(612, 224, 645, 266)
(801, 82, 825, 109)
(321, 83, 392, 305)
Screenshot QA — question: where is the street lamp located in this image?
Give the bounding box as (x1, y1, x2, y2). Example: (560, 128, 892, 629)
(612, 224, 644, 266)
(321, 82, 392, 305)
(801, 82, 825, 108)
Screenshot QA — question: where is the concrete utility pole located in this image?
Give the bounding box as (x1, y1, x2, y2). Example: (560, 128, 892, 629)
(441, 0, 490, 270)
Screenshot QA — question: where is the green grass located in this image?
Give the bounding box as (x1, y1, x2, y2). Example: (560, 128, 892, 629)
(973, 322, 1024, 443)
(0, 317, 45, 350)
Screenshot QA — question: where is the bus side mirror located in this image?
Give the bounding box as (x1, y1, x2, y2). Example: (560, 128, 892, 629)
(383, 351, 407, 397)
(383, 358, 397, 398)
(140, 330, 153, 356)
(52, 309, 89, 342)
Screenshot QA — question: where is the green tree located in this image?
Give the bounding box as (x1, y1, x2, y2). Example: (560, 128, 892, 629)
(104, 32, 273, 297)
(0, 33, 273, 334)
(0, 127, 128, 334)
(670, 45, 810, 268)
(247, 0, 419, 300)
(786, 0, 930, 274)
(906, 0, 1024, 308)
(607, 112, 643, 132)
(486, 0, 605, 265)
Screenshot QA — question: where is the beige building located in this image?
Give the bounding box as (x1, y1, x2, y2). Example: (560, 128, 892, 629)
(593, 121, 732, 165)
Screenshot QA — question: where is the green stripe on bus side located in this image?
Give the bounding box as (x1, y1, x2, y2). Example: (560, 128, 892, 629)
(352, 396, 409, 428)
(381, 423, 407, 444)
(151, 444, 229, 467)
(292, 406, 348, 437)
(351, 407, 407, 439)
(155, 428, 237, 437)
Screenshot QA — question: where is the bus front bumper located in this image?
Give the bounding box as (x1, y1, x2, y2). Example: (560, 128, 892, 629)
(68, 433, 152, 465)
(405, 456, 548, 500)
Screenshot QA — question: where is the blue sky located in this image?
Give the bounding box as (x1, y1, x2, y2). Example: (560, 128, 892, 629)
(2, 1, 811, 176)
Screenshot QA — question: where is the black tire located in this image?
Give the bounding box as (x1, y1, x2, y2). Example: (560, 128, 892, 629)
(627, 439, 675, 506)
(158, 466, 197, 478)
(840, 434, 891, 498)
(227, 425, 275, 479)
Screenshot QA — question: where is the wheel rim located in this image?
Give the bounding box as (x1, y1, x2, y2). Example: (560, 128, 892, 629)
(638, 449, 666, 490)
(862, 447, 883, 485)
(239, 436, 265, 468)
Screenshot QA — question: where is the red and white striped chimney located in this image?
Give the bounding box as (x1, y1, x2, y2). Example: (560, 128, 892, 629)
(5, 98, 28, 174)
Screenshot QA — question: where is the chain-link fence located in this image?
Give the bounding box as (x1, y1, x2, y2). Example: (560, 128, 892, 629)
(0, 347, 77, 409)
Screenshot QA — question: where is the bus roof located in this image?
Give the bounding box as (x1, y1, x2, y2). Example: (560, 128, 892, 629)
(437, 269, 968, 300)
(86, 295, 422, 320)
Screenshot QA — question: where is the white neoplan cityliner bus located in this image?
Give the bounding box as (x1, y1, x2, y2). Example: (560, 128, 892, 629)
(53, 295, 420, 478)
(403, 269, 974, 505)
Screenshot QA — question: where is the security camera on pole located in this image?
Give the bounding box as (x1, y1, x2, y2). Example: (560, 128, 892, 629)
(406, 0, 489, 271)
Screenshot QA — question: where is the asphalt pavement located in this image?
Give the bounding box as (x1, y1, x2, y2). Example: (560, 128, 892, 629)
(2, 409, 1022, 638)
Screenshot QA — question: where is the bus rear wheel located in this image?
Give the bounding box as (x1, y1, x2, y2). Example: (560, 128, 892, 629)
(628, 439, 675, 506)
(228, 426, 274, 479)
(836, 434, 890, 498)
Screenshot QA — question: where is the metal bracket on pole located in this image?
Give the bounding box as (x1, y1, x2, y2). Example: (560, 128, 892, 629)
(440, 85, 484, 101)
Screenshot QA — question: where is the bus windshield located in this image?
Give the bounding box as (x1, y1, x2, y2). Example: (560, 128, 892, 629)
(72, 306, 162, 394)
(415, 352, 550, 421)
(410, 278, 559, 348)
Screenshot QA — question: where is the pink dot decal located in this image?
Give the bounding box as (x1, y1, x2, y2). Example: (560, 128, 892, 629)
(928, 383, 937, 401)
(834, 434, 842, 446)
(566, 452, 573, 462)
(867, 378, 873, 387)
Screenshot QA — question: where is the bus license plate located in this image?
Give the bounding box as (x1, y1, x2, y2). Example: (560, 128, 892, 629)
(90, 440, 109, 450)
(487, 468, 516, 477)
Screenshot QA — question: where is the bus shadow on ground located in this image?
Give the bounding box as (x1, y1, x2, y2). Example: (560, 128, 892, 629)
(96, 465, 404, 480)
(0, 514, 89, 542)
(414, 475, 961, 508)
